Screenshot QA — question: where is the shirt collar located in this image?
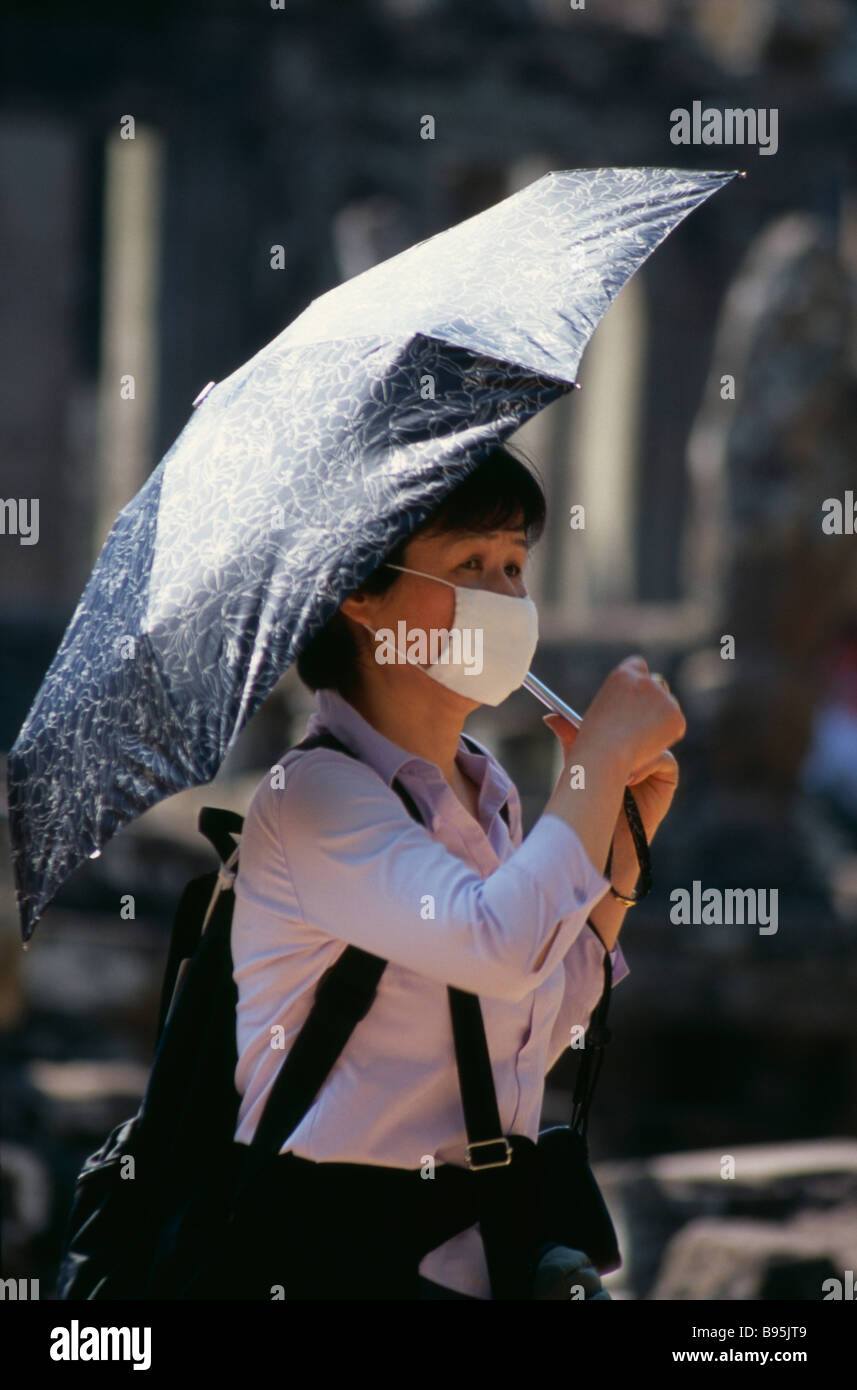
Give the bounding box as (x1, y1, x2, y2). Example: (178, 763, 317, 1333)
(301, 687, 513, 822)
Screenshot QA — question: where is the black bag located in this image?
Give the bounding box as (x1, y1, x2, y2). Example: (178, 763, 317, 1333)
(56, 726, 631, 1300)
(54, 800, 253, 1299)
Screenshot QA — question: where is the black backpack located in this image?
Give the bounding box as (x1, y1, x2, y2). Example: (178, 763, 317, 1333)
(55, 726, 513, 1300)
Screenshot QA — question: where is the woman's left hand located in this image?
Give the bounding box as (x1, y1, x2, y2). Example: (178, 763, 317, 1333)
(606, 749, 678, 898)
(624, 748, 679, 842)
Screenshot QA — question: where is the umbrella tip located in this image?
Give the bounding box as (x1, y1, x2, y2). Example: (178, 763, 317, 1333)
(737, 170, 748, 179)
(192, 380, 216, 408)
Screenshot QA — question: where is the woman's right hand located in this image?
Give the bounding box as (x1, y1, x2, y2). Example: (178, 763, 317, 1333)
(546, 655, 686, 784)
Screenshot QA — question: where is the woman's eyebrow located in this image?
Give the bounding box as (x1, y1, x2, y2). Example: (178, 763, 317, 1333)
(444, 531, 529, 549)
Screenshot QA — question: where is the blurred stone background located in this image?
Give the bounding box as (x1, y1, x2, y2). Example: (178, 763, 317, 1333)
(2, 0, 857, 1299)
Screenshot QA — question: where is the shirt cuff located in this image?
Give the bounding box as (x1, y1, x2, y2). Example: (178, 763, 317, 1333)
(610, 942, 630, 985)
(585, 920, 631, 986)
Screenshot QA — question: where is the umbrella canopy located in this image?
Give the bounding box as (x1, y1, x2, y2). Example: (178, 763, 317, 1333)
(8, 165, 742, 940)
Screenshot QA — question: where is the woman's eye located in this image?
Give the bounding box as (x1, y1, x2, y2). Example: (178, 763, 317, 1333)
(460, 557, 522, 576)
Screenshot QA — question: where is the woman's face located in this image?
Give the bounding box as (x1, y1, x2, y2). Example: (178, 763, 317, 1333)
(339, 521, 530, 692)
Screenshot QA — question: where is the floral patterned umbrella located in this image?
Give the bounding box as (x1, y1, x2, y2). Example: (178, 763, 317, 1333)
(7, 165, 741, 940)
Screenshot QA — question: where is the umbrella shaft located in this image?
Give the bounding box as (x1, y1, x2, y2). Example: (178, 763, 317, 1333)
(521, 673, 583, 729)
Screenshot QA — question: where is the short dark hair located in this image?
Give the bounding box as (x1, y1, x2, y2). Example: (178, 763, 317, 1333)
(296, 443, 547, 698)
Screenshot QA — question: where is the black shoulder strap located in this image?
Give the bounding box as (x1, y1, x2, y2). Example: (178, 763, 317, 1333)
(398, 730, 610, 1154)
(450, 733, 610, 1155)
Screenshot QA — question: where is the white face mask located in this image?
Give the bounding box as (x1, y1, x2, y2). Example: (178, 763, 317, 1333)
(359, 561, 539, 707)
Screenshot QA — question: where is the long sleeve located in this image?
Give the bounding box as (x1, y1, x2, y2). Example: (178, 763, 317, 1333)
(259, 747, 611, 1004)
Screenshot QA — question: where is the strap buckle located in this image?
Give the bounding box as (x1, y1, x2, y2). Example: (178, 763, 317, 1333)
(217, 863, 236, 892)
(465, 1137, 513, 1170)
(200, 845, 240, 936)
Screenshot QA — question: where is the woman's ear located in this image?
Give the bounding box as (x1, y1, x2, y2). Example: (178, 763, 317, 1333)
(339, 592, 368, 623)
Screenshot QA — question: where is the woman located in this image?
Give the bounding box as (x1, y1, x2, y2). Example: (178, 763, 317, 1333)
(230, 446, 685, 1300)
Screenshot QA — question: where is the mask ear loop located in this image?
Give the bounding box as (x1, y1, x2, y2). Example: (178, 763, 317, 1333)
(360, 619, 456, 673)
(385, 562, 456, 590)
(359, 618, 415, 669)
